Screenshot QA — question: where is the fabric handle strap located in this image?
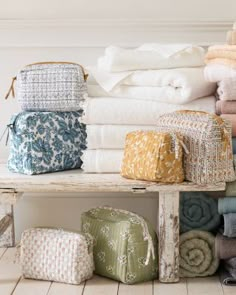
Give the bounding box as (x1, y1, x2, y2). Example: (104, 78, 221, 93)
(5, 77, 16, 100)
(0, 124, 12, 146)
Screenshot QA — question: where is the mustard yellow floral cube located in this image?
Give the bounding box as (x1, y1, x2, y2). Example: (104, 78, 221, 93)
(121, 130, 184, 183)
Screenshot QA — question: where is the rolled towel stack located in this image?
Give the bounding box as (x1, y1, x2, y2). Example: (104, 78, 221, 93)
(81, 44, 216, 172)
(178, 192, 220, 278)
(205, 42, 236, 154)
(216, 197, 236, 285)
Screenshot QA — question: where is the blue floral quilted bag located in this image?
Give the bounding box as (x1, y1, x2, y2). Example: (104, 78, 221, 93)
(8, 111, 86, 175)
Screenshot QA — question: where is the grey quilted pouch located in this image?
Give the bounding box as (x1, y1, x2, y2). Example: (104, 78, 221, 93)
(5, 62, 88, 112)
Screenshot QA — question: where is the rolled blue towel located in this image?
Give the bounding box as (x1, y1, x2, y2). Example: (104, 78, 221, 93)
(180, 192, 221, 233)
(223, 213, 236, 237)
(218, 197, 236, 214)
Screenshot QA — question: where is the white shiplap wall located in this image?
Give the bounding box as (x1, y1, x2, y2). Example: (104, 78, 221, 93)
(0, 0, 235, 240)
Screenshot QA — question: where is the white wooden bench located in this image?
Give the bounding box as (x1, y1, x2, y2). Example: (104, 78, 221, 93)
(0, 163, 225, 283)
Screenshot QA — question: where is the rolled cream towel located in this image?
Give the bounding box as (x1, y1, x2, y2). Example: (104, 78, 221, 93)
(180, 192, 221, 233)
(221, 114, 236, 136)
(215, 233, 236, 259)
(227, 31, 236, 45)
(216, 101, 236, 114)
(179, 230, 219, 277)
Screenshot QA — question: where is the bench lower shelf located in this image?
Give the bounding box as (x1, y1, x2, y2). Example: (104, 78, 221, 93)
(0, 164, 226, 283)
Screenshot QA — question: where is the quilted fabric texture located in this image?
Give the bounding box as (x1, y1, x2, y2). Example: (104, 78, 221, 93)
(8, 111, 86, 175)
(81, 207, 158, 284)
(121, 130, 184, 183)
(16, 62, 87, 111)
(156, 110, 236, 184)
(20, 228, 94, 284)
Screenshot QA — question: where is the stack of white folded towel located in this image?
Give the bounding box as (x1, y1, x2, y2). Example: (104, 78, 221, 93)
(81, 44, 217, 173)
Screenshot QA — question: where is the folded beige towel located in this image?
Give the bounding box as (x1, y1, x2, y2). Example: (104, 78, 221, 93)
(205, 58, 236, 69)
(206, 50, 236, 60)
(227, 31, 236, 45)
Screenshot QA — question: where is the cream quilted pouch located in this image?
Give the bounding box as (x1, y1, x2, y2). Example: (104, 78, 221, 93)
(121, 130, 185, 183)
(18, 228, 94, 284)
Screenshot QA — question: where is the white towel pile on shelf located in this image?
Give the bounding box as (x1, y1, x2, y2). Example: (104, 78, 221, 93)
(81, 44, 217, 173)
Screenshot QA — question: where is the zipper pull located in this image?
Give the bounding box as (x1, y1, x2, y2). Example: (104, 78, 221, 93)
(0, 124, 13, 146)
(5, 77, 17, 99)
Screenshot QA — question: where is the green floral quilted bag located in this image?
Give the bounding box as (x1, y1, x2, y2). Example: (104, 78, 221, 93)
(81, 207, 158, 284)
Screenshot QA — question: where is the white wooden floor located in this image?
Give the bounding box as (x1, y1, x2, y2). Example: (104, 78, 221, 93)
(0, 248, 235, 295)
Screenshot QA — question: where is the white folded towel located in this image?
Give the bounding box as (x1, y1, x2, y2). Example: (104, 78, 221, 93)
(87, 73, 216, 105)
(98, 44, 205, 72)
(204, 64, 236, 82)
(81, 96, 216, 125)
(86, 125, 156, 149)
(81, 149, 123, 173)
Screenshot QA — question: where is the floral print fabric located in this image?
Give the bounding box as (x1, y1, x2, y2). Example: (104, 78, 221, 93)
(8, 111, 86, 175)
(121, 130, 184, 183)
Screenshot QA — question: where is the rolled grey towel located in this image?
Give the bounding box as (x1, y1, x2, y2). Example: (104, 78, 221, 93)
(223, 213, 236, 238)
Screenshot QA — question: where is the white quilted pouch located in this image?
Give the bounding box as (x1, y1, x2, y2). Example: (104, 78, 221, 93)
(18, 228, 94, 284)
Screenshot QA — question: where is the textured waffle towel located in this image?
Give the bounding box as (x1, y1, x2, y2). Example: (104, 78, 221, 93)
(180, 192, 221, 233)
(179, 230, 219, 277)
(215, 233, 236, 259)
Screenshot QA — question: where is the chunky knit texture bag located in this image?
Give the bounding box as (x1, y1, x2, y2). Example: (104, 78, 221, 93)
(156, 110, 235, 184)
(121, 130, 185, 183)
(19, 228, 94, 284)
(6, 62, 88, 111)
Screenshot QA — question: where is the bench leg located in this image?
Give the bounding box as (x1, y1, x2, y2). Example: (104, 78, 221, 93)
(158, 191, 180, 283)
(0, 204, 15, 247)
